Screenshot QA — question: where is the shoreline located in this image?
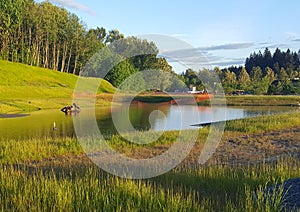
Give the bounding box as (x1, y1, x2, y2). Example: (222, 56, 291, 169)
(1, 95, 300, 114)
(0, 113, 29, 118)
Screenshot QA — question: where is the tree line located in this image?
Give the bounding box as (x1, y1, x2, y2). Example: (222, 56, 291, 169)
(245, 48, 300, 76)
(182, 48, 300, 95)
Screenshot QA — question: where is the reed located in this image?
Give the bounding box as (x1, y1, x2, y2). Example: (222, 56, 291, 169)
(0, 156, 298, 211)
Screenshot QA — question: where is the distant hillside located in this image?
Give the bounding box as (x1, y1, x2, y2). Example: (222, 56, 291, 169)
(0, 60, 115, 113)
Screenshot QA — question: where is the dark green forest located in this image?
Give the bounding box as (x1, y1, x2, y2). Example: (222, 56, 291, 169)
(181, 48, 300, 95)
(1, 0, 300, 94)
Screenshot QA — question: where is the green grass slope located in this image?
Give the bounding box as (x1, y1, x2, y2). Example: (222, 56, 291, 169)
(0, 60, 115, 113)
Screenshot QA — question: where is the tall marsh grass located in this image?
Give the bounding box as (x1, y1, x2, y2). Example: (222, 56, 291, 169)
(0, 137, 82, 164)
(0, 156, 298, 211)
(226, 110, 300, 133)
(0, 167, 204, 211)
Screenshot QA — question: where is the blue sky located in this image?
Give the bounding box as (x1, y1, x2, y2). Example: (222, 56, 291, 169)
(36, 0, 300, 69)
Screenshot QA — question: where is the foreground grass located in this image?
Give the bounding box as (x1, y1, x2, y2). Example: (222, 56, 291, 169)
(0, 156, 298, 211)
(0, 166, 203, 211)
(0, 60, 115, 113)
(0, 111, 299, 210)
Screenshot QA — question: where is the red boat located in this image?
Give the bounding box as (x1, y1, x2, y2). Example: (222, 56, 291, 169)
(132, 93, 213, 105)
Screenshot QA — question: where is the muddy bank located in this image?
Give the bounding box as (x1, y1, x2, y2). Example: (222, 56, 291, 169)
(15, 126, 300, 170)
(0, 113, 29, 118)
(207, 126, 300, 165)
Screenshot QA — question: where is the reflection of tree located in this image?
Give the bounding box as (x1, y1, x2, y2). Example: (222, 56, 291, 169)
(243, 110, 264, 118)
(95, 108, 119, 136)
(129, 103, 170, 131)
(96, 104, 171, 136)
(242, 108, 277, 117)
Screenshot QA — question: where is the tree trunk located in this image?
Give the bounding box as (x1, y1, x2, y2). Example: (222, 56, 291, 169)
(60, 42, 68, 72)
(44, 39, 49, 68)
(55, 43, 60, 71)
(26, 27, 32, 65)
(52, 41, 56, 70)
(66, 42, 73, 73)
(73, 54, 78, 74)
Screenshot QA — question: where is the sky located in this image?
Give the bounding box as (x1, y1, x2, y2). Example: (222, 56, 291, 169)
(35, 0, 300, 70)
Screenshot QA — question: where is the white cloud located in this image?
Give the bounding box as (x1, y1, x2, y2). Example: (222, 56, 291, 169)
(160, 42, 255, 68)
(198, 43, 254, 51)
(160, 47, 245, 70)
(51, 0, 95, 15)
(285, 32, 299, 41)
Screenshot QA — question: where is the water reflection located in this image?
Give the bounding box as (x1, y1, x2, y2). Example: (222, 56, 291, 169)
(0, 104, 297, 140)
(0, 110, 75, 140)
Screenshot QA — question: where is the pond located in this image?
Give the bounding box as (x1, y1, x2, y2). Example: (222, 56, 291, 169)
(0, 104, 297, 140)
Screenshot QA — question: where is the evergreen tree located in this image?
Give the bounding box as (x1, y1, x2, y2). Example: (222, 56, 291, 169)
(278, 67, 288, 80)
(263, 48, 272, 73)
(264, 67, 276, 83)
(250, 66, 263, 94)
(238, 67, 251, 90)
(262, 67, 276, 94)
(222, 69, 237, 92)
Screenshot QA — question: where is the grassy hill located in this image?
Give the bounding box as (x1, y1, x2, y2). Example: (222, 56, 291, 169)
(0, 60, 115, 113)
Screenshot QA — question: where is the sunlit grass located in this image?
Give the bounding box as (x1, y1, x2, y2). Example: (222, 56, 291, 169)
(0, 60, 115, 113)
(0, 167, 204, 211)
(225, 95, 300, 106)
(0, 137, 82, 164)
(225, 110, 300, 133)
(0, 156, 298, 211)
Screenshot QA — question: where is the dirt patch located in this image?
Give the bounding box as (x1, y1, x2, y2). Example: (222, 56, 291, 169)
(207, 126, 300, 165)
(19, 126, 300, 169)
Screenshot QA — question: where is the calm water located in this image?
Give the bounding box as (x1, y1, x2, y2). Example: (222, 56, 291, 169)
(0, 104, 297, 140)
